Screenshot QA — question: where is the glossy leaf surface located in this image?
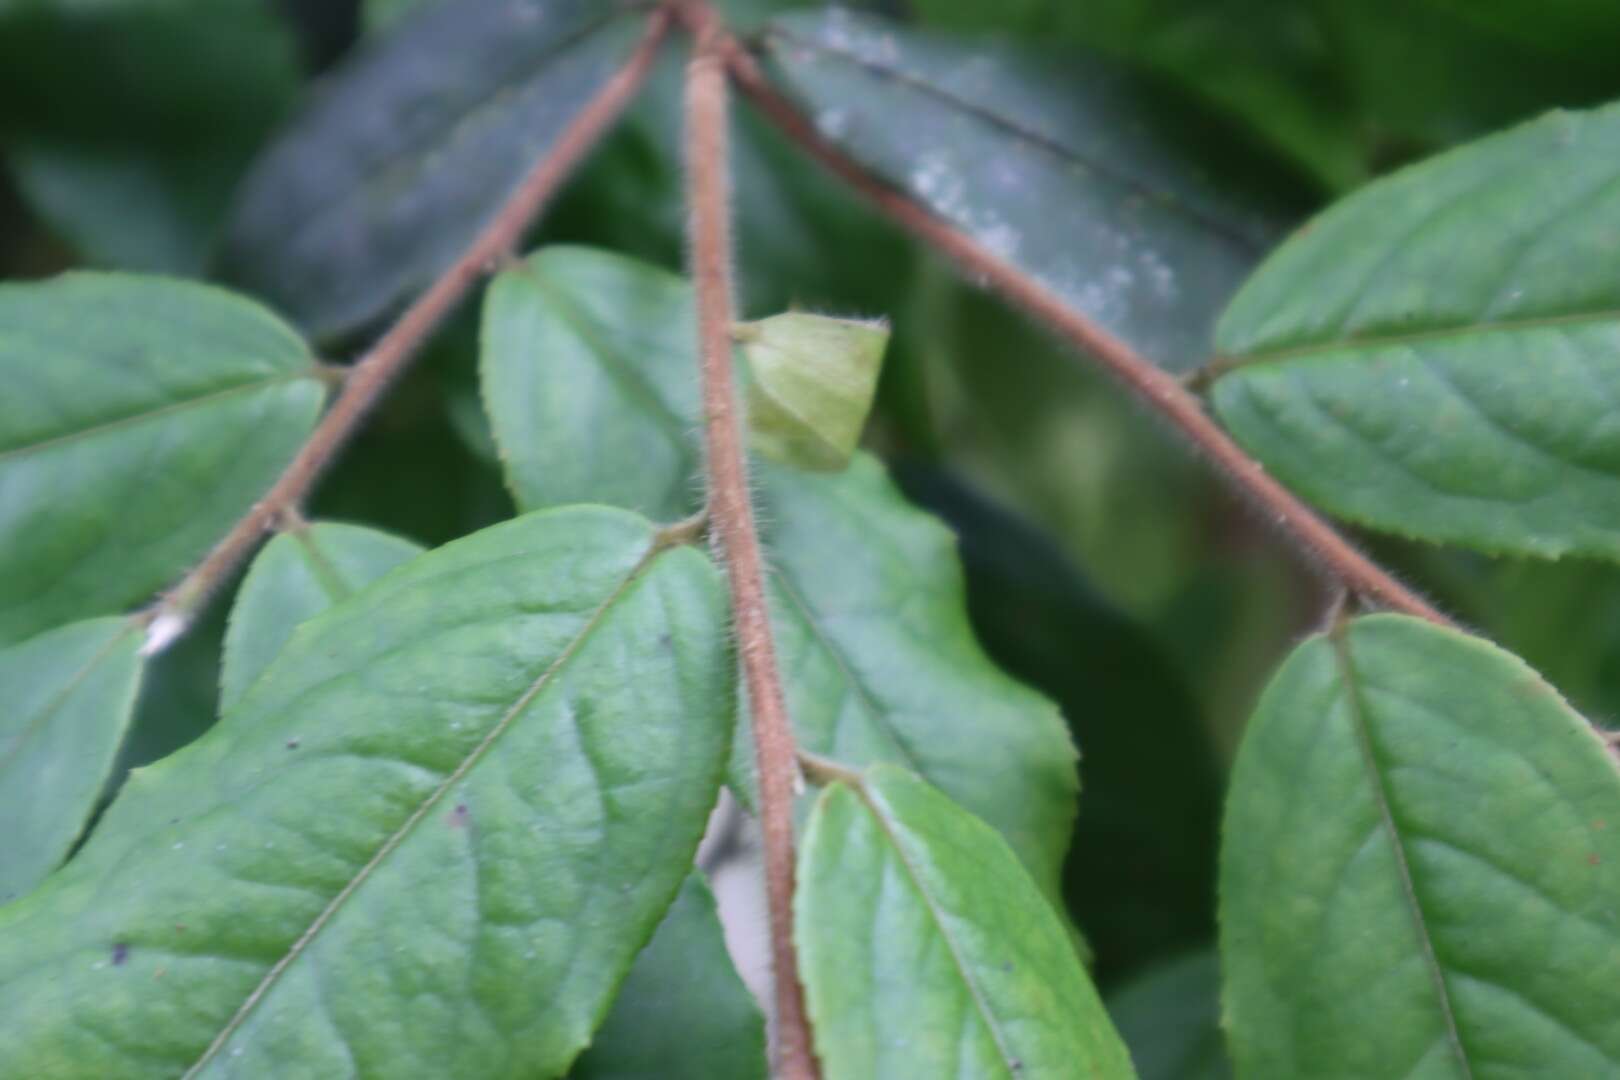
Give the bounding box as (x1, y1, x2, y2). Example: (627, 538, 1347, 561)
(480, 246, 1076, 898)
(221, 521, 424, 710)
(1221, 614, 1620, 1077)
(0, 617, 143, 903)
(218, 0, 651, 339)
(0, 273, 323, 646)
(1213, 103, 1620, 559)
(760, 9, 1280, 372)
(574, 872, 766, 1080)
(797, 765, 1134, 1079)
(0, 506, 733, 1077)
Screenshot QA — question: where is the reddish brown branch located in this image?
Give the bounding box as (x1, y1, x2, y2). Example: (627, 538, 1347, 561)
(722, 41, 1451, 629)
(142, 10, 672, 653)
(682, 15, 820, 1080)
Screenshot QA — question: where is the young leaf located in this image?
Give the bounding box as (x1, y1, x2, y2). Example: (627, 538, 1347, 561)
(480, 246, 1076, 899)
(574, 872, 767, 1080)
(797, 765, 1135, 1079)
(1212, 102, 1620, 560)
(1221, 614, 1620, 1077)
(737, 312, 888, 472)
(217, 0, 655, 340)
(0, 506, 734, 1077)
(1105, 949, 1230, 1080)
(759, 9, 1284, 372)
(221, 521, 424, 711)
(0, 617, 144, 903)
(0, 273, 324, 646)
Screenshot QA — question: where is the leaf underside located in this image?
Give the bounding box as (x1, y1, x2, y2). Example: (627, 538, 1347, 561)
(0, 506, 734, 1077)
(1213, 102, 1620, 560)
(1220, 614, 1620, 1078)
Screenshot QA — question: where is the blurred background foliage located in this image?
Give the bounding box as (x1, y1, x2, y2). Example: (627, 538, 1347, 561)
(6, 0, 1620, 1056)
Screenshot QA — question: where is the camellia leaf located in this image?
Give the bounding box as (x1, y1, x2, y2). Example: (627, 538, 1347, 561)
(759, 9, 1284, 372)
(1212, 103, 1620, 560)
(479, 246, 1076, 900)
(737, 311, 889, 472)
(0, 617, 144, 904)
(797, 764, 1135, 1079)
(573, 872, 766, 1080)
(220, 521, 424, 711)
(0, 273, 325, 646)
(217, 0, 655, 340)
(1221, 614, 1620, 1077)
(0, 506, 734, 1076)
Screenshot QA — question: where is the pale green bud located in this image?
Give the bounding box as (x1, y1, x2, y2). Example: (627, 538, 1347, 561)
(735, 312, 889, 472)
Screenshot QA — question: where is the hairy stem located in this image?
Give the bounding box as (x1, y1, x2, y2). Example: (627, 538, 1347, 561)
(681, 12, 820, 1079)
(141, 9, 672, 654)
(721, 40, 1451, 629)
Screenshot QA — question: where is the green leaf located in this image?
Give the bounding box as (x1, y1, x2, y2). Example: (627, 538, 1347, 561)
(739, 312, 888, 472)
(0, 273, 324, 646)
(0, 617, 144, 904)
(218, 0, 653, 340)
(1106, 949, 1230, 1080)
(759, 9, 1284, 372)
(221, 521, 424, 711)
(797, 765, 1135, 1079)
(1220, 614, 1620, 1077)
(574, 872, 766, 1080)
(480, 246, 1076, 899)
(0, 0, 300, 272)
(0, 506, 734, 1076)
(1212, 103, 1620, 560)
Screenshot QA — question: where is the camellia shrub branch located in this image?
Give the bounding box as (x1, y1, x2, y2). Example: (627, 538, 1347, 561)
(1, 0, 1617, 1077)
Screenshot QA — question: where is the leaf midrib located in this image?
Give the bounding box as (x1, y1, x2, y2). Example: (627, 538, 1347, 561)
(1215, 306, 1620, 373)
(1330, 625, 1474, 1080)
(765, 25, 1264, 258)
(854, 781, 1022, 1079)
(0, 372, 315, 465)
(0, 623, 137, 782)
(182, 538, 667, 1075)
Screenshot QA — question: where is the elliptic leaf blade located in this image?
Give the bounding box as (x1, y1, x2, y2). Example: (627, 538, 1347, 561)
(1212, 103, 1620, 559)
(1220, 614, 1620, 1077)
(0, 273, 324, 645)
(797, 765, 1135, 1079)
(0, 506, 733, 1077)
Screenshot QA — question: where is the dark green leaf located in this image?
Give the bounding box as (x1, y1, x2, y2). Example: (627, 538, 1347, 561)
(0, 506, 734, 1076)
(797, 765, 1135, 1079)
(480, 246, 1076, 899)
(218, 0, 653, 340)
(0, 273, 324, 645)
(574, 872, 766, 1080)
(221, 521, 424, 710)
(760, 9, 1284, 372)
(1106, 949, 1230, 1080)
(1220, 614, 1620, 1077)
(1213, 103, 1620, 560)
(0, 0, 300, 272)
(0, 617, 143, 903)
